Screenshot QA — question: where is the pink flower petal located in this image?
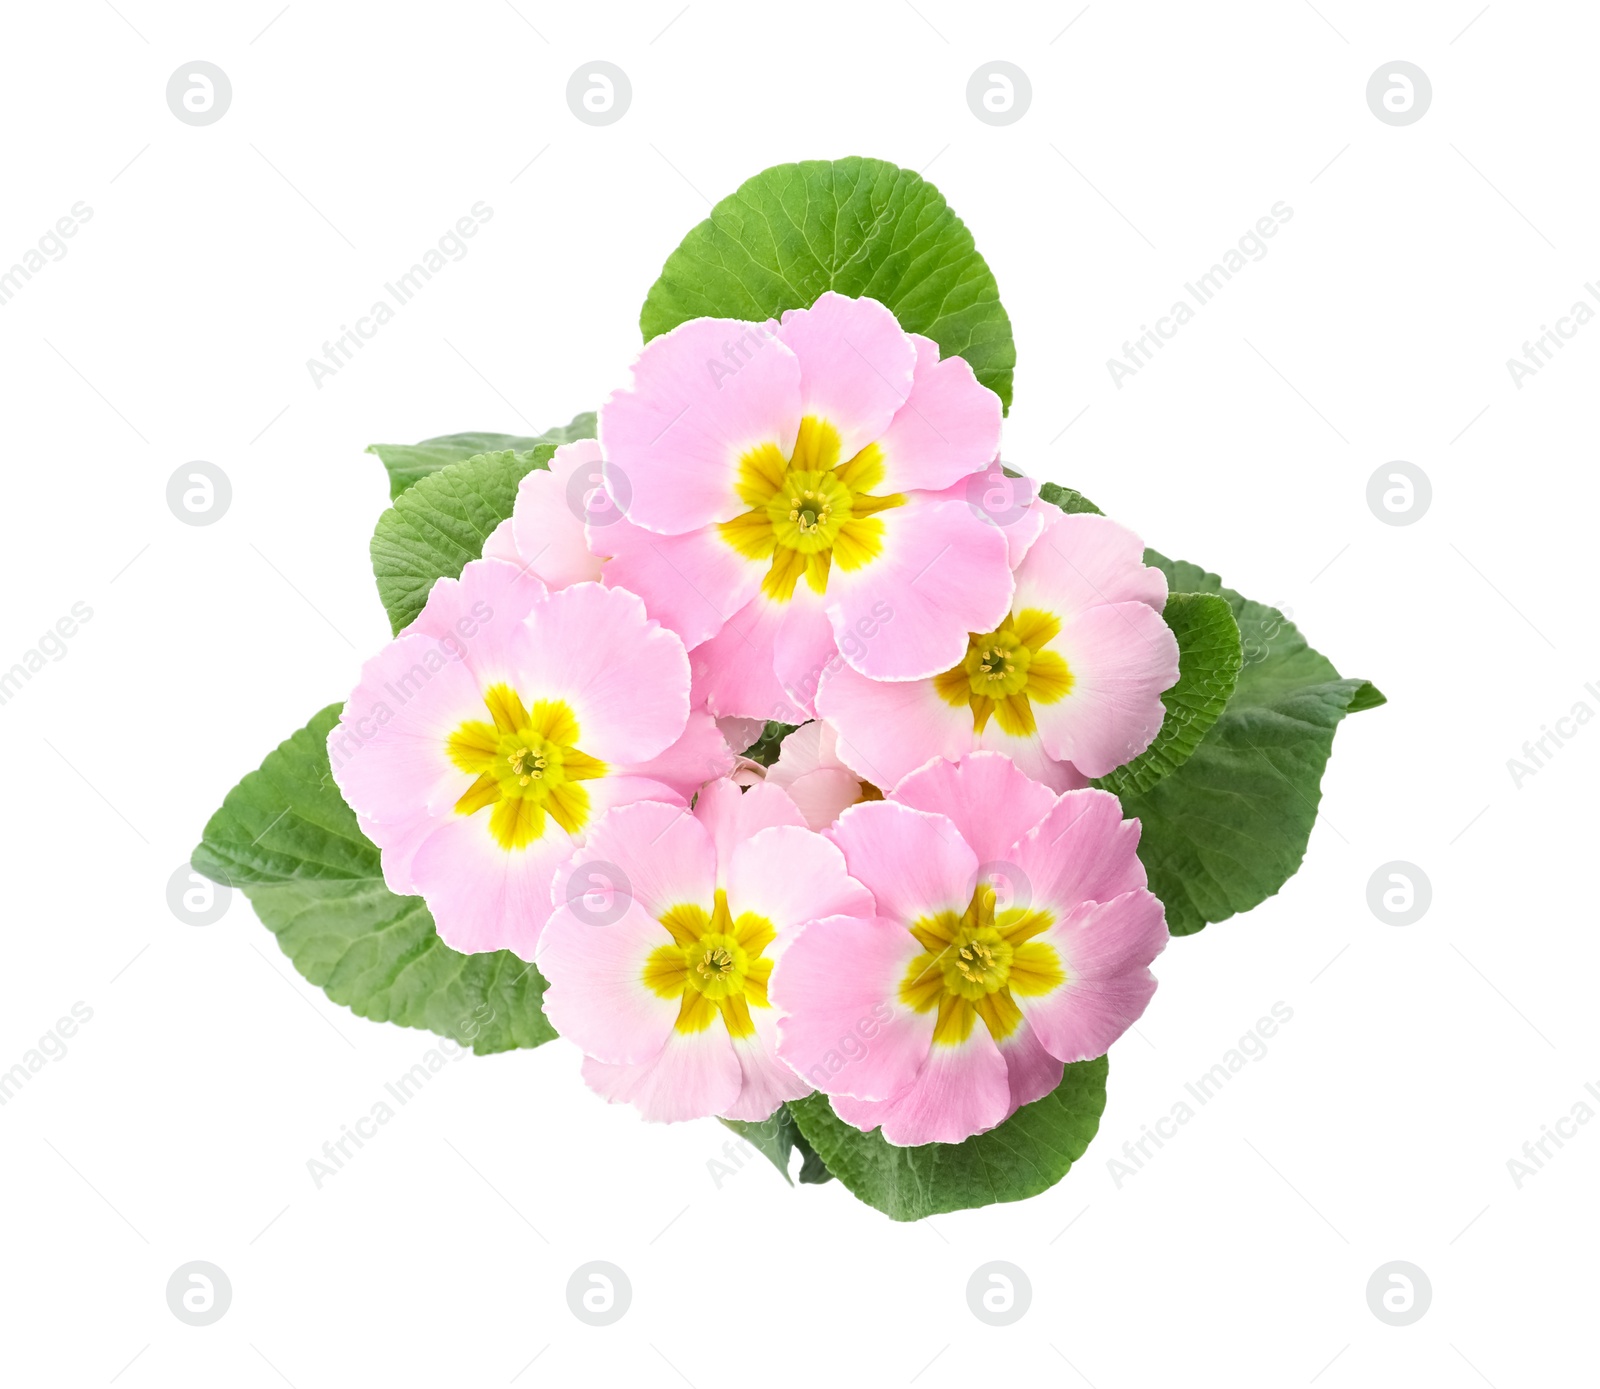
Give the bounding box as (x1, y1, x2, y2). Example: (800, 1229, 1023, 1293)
(537, 898, 684, 1064)
(1017, 890, 1167, 1063)
(974, 732, 1090, 793)
(1000, 479, 1048, 567)
(774, 293, 915, 461)
(689, 594, 803, 722)
(1010, 789, 1149, 913)
(930, 466, 1048, 567)
(508, 440, 607, 590)
(402, 559, 548, 677)
(547, 797, 714, 924)
(618, 708, 735, 799)
(773, 586, 840, 718)
(827, 493, 1012, 681)
(727, 824, 874, 940)
(716, 717, 766, 755)
(817, 662, 975, 790)
(766, 721, 869, 828)
(832, 1028, 1012, 1146)
(873, 334, 1002, 494)
(407, 811, 574, 960)
(890, 751, 1060, 867)
(770, 914, 933, 1101)
(768, 719, 832, 778)
(420, 772, 683, 957)
(771, 767, 864, 832)
(997, 1020, 1066, 1111)
(724, 1029, 812, 1121)
(480, 516, 517, 563)
(357, 811, 432, 897)
(692, 777, 806, 874)
(826, 800, 977, 924)
(1014, 509, 1168, 624)
(329, 634, 486, 825)
(599, 316, 801, 534)
(1032, 600, 1179, 777)
(525, 582, 690, 765)
(581, 1028, 743, 1123)
(599, 516, 763, 650)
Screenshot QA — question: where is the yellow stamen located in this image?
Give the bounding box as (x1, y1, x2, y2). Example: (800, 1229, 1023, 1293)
(932, 611, 1076, 736)
(446, 689, 607, 849)
(642, 890, 778, 1038)
(718, 417, 904, 602)
(898, 881, 1064, 1045)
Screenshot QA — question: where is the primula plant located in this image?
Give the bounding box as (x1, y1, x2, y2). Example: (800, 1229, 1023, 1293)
(194, 156, 1382, 1221)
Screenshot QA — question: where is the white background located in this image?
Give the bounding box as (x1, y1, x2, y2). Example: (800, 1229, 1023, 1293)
(1, 1, 1594, 1385)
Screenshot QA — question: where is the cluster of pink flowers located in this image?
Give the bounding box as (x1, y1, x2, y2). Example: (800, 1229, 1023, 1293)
(333, 294, 1180, 1146)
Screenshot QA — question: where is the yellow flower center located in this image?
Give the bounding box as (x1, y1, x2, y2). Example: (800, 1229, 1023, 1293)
(932, 609, 1075, 736)
(642, 889, 776, 1037)
(899, 882, 1064, 1045)
(445, 684, 607, 849)
(718, 416, 905, 602)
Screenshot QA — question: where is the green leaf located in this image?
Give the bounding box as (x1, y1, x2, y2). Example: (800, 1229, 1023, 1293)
(640, 157, 1016, 411)
(787, 1057, 1108, 1220)
(742, 720, 800, 768)
(719, 1106, 835, 1186)
(370, 448, 551, 635)
(192, 705, 557, 1055)
(1092, 592, 1242, 798)
(1118, 553, 1385, 936)
(367, 413, 596, 500)
(796, 1131, 833, 1185)
(719, 1113, 797, 1185)
(1036, 481, 1102, 515)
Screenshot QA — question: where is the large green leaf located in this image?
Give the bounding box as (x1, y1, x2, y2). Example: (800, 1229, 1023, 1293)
(640, 157, 1016, 410)
(370, 448, 551, 634)
(719, 1107, 833, 1186)
(192, 705, 557, 1055)
(367, 412, 595, 500)
(787, 1057, 1108, 1221)
(1092, 592, 1242, 798)
(1120, 554, 1385, 935)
